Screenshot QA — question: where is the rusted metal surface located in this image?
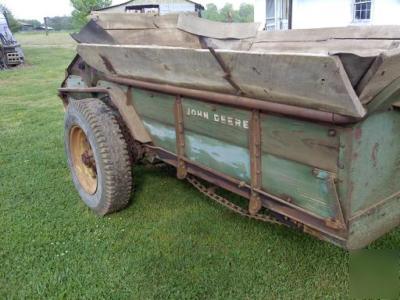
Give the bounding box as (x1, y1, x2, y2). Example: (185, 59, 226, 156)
(145, 144, 347, 246)
(174, 95, 187, 179)
(325, 174, 347, 230)
(187, 175, 282, 225)
(208, 47, 244, 95)
(59, 87, 110, 95)
(103, 75, 358, 124)
(249, 110, 262, 215)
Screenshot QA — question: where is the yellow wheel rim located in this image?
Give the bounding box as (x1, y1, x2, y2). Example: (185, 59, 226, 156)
(70, 126, 98, 195)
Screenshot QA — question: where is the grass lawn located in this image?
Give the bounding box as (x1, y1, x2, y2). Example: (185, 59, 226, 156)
(15, 31, 76, 48)
(0, 34, 398, 299)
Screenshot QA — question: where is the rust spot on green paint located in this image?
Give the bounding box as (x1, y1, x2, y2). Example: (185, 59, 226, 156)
(355, 127, 362, 141)
(371, 143, 379, 167)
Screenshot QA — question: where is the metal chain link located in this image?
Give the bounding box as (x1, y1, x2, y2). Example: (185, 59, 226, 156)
(187, 175, 283, 225)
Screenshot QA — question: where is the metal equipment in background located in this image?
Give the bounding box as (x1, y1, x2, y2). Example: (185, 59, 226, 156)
(0, 11, 24, 69)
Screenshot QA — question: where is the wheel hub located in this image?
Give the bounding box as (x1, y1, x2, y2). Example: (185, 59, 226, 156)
(70, 126, 98, 195)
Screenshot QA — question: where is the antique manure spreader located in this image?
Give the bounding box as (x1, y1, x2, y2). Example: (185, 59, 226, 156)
(59, 13, 400, 249)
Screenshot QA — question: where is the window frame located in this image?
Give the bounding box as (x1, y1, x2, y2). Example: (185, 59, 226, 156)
(352, 0, 373, 23)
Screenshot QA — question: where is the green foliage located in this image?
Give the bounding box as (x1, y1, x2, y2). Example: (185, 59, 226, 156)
(237, 3, 254, 23)
(70, 0, 111, 29)
(0, 4, 21, 32)
(202, 2, 254, 23)
(202, 4, 222, 22)
(219, 3, 235, 22)
(47, 16, 74, 31)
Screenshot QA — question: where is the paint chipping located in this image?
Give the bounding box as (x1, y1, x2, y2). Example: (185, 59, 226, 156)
(371, 143, 379, 168)
(354, 127, 362, 141)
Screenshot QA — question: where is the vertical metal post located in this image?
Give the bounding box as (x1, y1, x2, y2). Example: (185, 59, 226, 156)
(44, 17, 49, 36)
(174, 95, 187, 179)
(249, 109, 262, 215)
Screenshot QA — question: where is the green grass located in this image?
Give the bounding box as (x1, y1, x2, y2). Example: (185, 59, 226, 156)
(15, 31, 76, 48)
(0, 36, 398, 298)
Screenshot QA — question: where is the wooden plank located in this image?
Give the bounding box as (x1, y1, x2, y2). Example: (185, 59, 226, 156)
(77, 44, 236, 94)
(217, 50, 366, 118)
(154, 14, 180, 28)
(177, 14, 259, 39)
(202, 37, 253, 51)
(367, 77, 400, 113)
(78, 44, 365, 117)
(339, 54, 375, 87)
(107, 28, 201, 48)
(255, 25, 400, 43)
(357, 49, 400, 104)
(260, 114, 339, 172)
(250, 39, 399, 58)
(91, 12, 179, 30)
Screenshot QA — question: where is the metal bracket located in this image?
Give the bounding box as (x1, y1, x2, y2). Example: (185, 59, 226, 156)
(208, 47, 245, 96)
(249, 109, 262, 215)
(313, 169, 347, 230)
(174, 95, 187, 179)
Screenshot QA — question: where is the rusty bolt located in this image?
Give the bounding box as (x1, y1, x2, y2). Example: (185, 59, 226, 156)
(328, 129, 336, 137)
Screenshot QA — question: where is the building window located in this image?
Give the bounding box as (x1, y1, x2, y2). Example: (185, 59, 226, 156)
(353, 0, 372, 22)
(265, 0, 290, 31)
(125, 5, 160, 15)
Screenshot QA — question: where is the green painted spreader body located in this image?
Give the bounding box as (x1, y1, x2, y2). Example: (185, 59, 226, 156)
(61, 13, 400, 249)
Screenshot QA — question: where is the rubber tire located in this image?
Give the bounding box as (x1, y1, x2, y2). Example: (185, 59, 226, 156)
(64, 98, 132, 215)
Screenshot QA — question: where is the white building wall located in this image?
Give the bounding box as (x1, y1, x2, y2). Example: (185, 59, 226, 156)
(292, 0, 352, 29)
(254, 0, 267, 30)
(159, 3, 195, 15)
(372, 0, 400, 25)
(254, 0, 400, 30)
(96, 0, 197, 14)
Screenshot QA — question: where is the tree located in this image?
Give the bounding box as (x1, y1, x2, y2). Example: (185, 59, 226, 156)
(237, 3, 254, 23)
(219, 3, 235, 22)
(0, 4, 21, 32)
(202, 2, 254, 23)
(202, 4, 221, 22)
(70, 0, 112, 29)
